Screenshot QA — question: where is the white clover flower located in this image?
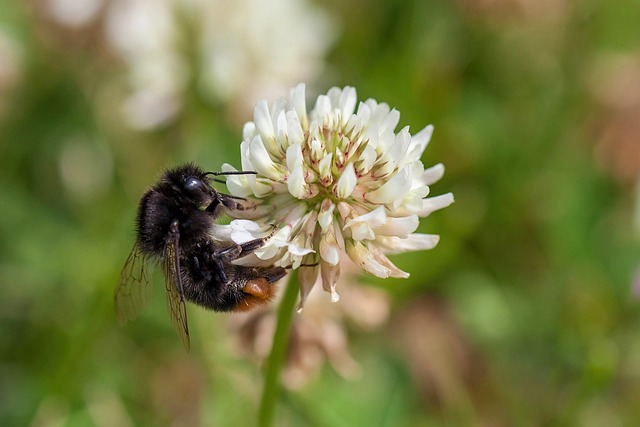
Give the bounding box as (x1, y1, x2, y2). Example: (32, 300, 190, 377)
(223, 84, 454, 309)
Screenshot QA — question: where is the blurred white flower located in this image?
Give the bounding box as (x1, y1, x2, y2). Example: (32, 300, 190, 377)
(104, 0, 335, 129)
(230, 260, 390, 389)
(223, 84, 454, 308)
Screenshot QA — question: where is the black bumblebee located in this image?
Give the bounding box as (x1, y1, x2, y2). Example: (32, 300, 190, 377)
(115, 163, 287, 350)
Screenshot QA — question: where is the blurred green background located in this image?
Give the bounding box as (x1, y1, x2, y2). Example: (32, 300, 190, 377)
(2, 0, 640, 426)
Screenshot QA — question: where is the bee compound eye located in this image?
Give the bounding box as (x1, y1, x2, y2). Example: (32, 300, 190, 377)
(184, 177, 208, 196)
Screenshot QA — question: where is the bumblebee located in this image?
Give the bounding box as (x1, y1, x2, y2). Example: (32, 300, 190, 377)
(115, 163, 286, 350)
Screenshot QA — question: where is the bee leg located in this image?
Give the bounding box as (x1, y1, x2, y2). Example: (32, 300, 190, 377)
(213, 232, 274, 262)
(191, 255, 212, 282)
(218, 194, 256, 212)
(260, 266, 288, 284)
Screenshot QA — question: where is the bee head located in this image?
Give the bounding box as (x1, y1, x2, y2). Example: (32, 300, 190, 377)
(183, 175, 218, 210)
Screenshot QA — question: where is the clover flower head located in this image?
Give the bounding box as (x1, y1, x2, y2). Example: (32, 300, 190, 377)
(223, 84, 453, 309)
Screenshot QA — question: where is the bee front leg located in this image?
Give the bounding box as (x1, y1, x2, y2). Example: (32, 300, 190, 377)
(213, 232, 274, 262)
(218, 194, 257, 212)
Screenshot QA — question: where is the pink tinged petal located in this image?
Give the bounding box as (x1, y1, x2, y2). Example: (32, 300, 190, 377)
(319, 219, 343, 266)
(420, 163, 445, 186)
(346, 241, 390, 278)
(318, 152, 333, 185)
(310, 138, 324, 162)
(372, 251, 410, 278)
(253, 99, 275, 142)
(374, 214, 419, 237)
(337, 201, 353, 222)
(418, 192, 455, 217)
(248, 135, 283, 180)
(366, 167, 412, 205)
(334, 162, 357, 199)
(318, 198, 335, 230)
(334, 147, 345, 169)
(321, 262, 341, 302)
(378, 233, 440, 254)
(301, 210, 319, 235)
(297, 261, 320, 311)
(320, 235, 340, 266)
(290, 83, 307, 129)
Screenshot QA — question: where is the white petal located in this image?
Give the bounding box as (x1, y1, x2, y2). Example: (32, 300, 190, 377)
(242, 121, 256, 140)
(406, 124, 433, 162)
(346, 241, 389, 278)
(374, 214, 419, 237)
(318, 198, 335, 230)
(339, 86, 357, 125)
(313, 94, 331, 119)
(248, 136, 282, 180)
(253, 99, 275, 142)
(221, 163, 252, 198)
(287, 168, 305, 199)
(310, 138, 324, 162)
(356, 144, 377, 175)
(378, 233, 440, 254)
(297, 262, 319, 311)
(318, 152, 333, 183)
(373, 251, 409, 278)
(320, 262, 341, 302)
(417, 193, 455, 217)
(344, 206, 387, 229)
(208, 223, 232, 241)
(286, 144, 306, 198)
(320, 238, 340, 266)
(420, 163, 445, 186)
(366, 167, 412, 205)
(286, 143, 303, 171)
(290, 83, 307, 127)
(334, 162, 357, 199)
(285, 110, 304, 145)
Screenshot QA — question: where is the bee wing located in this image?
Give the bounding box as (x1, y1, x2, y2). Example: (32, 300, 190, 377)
(163, 231, 191, 351)
(115, 243, 152, 325)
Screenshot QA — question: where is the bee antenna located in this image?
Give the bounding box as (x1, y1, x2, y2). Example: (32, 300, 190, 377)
(204, 170, 258, 177)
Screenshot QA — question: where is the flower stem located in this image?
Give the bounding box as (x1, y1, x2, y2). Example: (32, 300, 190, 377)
(258, 272, 298, 427)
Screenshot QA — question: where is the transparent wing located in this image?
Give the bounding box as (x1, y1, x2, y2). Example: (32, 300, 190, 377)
(164, 233, 191, 351)
(115, 243, 152, 325)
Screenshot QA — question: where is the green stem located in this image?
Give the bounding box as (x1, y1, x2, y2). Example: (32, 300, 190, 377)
(258, 271, 299, 427)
